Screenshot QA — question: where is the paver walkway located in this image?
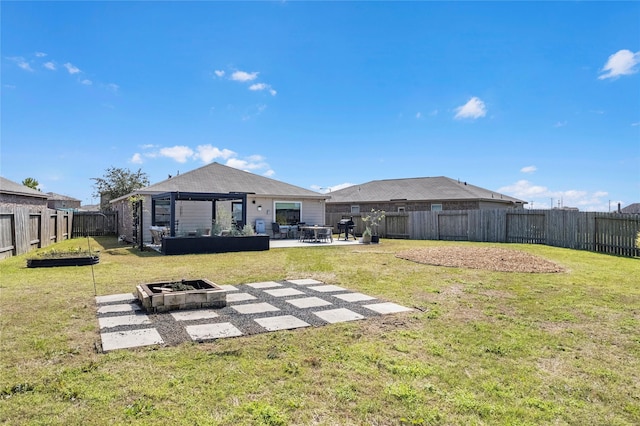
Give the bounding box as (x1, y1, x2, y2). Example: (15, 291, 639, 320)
(95, 279, 412, 352)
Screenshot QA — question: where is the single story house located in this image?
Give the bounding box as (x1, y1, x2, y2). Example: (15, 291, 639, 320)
(620, 203, 640, 214)
(0, 176, 49, 209)
(326, 176, 526, 216)
(111, 162, 328, 245)
(46, 192, 81, 211)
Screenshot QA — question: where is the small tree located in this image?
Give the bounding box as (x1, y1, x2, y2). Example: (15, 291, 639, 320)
(92, 167, 149, 210)
(362, 209, 385, 236)
(22, 177, 40, 190)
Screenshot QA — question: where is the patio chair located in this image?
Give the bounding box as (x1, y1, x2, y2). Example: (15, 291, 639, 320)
(272, 223, 288, 239)
(317, 227, 332, 243)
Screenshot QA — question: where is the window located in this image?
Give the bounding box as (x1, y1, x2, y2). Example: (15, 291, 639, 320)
(431, 204, 442, 211)
(154, 200, 171, 226)
(397, 207, 406, 213)
(350, 205, 360, 214)
(232, 202, 243, 224)
(274, 201, 301, 224)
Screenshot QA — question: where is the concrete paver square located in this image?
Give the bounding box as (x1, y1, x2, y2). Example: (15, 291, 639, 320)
(186, 322, 243, 340)
(227, 292, 257, 302)
(98, 314, 152, 329)
(246, 281, 283, 289)
(101, 328, 164, 352)
(334, 293, 376, 302)
(219, 285, 239, 292)
(96, 293, 135, 304)
(254, 315, 310, 331)
(314, 308, 365, 323)
(97, 303, 141, 314)
(264, 288, 305, 297)
(286, 297, 332, 309)
(171, 310, 219, 321)
(363, 302, 413, 314)
(308, 285, 347, 293)
(287, 279, 323, 286)
(231, 302, 280, 315)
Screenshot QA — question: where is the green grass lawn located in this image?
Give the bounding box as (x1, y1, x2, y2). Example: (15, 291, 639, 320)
(1, 237, 638, 425)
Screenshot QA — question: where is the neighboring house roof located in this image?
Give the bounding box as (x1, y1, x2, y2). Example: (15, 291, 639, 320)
(46, 192, 81, 202)
(112, 162, 326, 203)
(0, 176, 48, 199)
(621, 203, 640, 214)
(326, 176, 525, 205)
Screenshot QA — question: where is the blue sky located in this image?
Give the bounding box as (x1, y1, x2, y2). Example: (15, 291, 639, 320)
(2, 1, 639, 211)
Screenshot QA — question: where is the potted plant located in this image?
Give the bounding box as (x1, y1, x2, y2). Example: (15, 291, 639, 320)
(362, 209, 385, 244)
(361, 227, 372, 244)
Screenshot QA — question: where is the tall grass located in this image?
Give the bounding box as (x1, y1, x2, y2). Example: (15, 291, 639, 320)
(1, 237, 638, 425)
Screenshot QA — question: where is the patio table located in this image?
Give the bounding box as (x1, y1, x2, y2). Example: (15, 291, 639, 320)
(301, 225, 333, 243)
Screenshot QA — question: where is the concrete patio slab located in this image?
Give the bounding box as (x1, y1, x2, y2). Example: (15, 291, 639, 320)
(314, 308, 365, 323)
(186, 322, 243, 340)
(219, 285, 239, 292)
(231, 302, 280, 315)
(96, 293, 136, 304)
(334, 293, 377, 302)
(286, 296, 333, 309)
(170, 310, 220, 321)
(364, 302, 414, 314)
(264, 288, 306, 297)
(101, 328, 164, 352)
(98, 313, 152, 329)
(307, 285, 347, 293)
(97, 303, 141, 314)
(246, 281, 283, 289)
(226, 292, 257, 302)
(254, 315, 310, 331)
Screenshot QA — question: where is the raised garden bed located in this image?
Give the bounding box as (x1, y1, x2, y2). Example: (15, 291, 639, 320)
(160, 235, 269, 255)
(27, 255, 99, 268)
(136, 278, 226, 312)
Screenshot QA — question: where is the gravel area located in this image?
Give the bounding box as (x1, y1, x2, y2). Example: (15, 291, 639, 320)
(396, 246, 565, 273)
(96, 280, 404, 348)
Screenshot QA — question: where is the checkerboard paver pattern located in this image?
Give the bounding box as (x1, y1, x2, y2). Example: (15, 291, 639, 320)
(95, 279, 412, 352)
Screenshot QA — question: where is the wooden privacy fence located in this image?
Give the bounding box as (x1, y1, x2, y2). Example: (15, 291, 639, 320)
(409, 209, 640, 258)
(71, 211, 118, 238)
(0, 207, 73, 259)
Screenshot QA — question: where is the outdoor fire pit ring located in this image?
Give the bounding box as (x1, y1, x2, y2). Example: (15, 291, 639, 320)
(136, 278, 226, 313)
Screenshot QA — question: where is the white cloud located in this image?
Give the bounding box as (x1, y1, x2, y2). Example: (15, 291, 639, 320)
(35, 52, 47, 57)
(454, 97, 487, 119)
(498, 180, 612, 211)
(195, 145, 236, 163)
(63, 62, 81, 74)
(43, 61, 56, 71)
(106, 83, 119, 92)
(81, 79, 92, 85)
(8, 57, 33, 71)
(520, 166, 537, 174)
(263, 169, 275, 177)
(598, 49, 640, 80)
(226, 156, 267, 171)
(311, 182, 355, 193)
(130, 153, 143, 164)
(416, 112, 422, 119)
(159, 146, 194, 163)
(231, 70, 258, 82)
(249, 83, 267, 91)
(554, 121, 568, 128)
(214, 70, 225, 77)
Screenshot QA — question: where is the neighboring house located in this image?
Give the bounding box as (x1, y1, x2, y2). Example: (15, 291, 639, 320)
(0, 176, 48, 209)
(620, 203, 640, 214)
(110, 162, 328, 244)
(46, 192, 81, 211)
(326, 176, 526, 215)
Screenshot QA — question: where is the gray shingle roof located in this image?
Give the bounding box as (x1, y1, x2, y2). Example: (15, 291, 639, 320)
(114, 162, 325, 201)
(326, 176, 524, 204)
(0, 176, 48, 198)
(621, 203, 640, 214)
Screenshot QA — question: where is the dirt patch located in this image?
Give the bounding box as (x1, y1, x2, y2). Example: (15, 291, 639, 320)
(396, 246, 564, 273)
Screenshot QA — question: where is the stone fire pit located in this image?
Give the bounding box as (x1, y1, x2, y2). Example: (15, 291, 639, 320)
(136, 278, 226, 313)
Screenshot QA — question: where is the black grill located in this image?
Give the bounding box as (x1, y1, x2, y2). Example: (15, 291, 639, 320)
(337, 218, 356, 240)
